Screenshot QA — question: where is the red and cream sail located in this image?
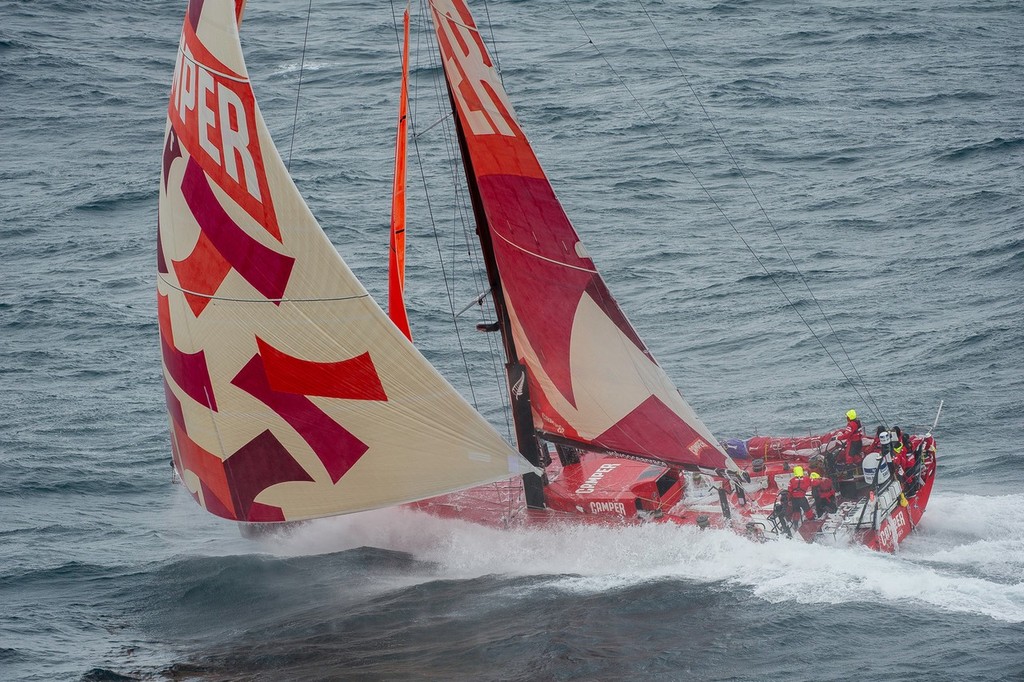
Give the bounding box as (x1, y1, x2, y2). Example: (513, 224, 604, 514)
(427, 0, 737, 473)
(157, 0, 533, 523)
(388, 4, 412, 341)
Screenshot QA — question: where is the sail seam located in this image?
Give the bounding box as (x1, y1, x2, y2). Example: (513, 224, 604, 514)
(433, 11, 480, 34)
(177, 49, 249, 83)
(491, 226, 598, 274)
(158, 275, 368, 303)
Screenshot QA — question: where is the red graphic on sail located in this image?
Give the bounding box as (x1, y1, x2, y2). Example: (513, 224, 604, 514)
(593, 396, 723, 470)
(157, 217, 168, 274)
(162, 127, 182, 191)
(431, 1, 645, 409)
(255, 338, 387, 401)
(158, 292, 217, 411)
(187, 0, 247, 31)
(171, 230, 232, 316)
(232, 343, 387, 484)
(169, 408, 315, 521)
(169, 20, 279, 241)
(171, 158, 294, 315)
(164, 345, 317, 522)
(171, 419, 234, 515)
(223, 430, 316, 520)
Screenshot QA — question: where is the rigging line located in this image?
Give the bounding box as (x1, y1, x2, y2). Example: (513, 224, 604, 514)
(451, 149, 515, 440)
(413, 110, 455, 139)
(534, 39, 592, 67)
(635, 0, 887, 425)
(286, 0, 314, 171)
(480, 0, 504, 86)
(389, 0, 411, 53)
(158, 276, 368, 303)
(410, 0, 481, 410)
(177, 49, 248, 82)
(423, 3, 513, 439)
(429, 4, 508, 418)
(460, 168, 515, 440)
(450, 60, 515, 441)
(561, 0, 881, 418)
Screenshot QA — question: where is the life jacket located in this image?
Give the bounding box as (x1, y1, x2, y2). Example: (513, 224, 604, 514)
(892, 440, 907, 465)
(811, 476, 835, 500)
(843, 418, 863, 441)
(788, 475, 810, 498)
(843, 418, 864, 458)
(895, 449, 916, 472)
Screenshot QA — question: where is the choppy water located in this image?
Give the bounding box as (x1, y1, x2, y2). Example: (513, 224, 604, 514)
(2, 0, 1023, 680)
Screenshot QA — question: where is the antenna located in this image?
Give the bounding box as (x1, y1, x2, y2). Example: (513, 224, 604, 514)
(928, 400, 944, 436)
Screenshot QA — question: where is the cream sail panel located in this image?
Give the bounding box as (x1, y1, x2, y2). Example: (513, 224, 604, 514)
(158, 0, 531, 522)
(505, 294, 718, 445)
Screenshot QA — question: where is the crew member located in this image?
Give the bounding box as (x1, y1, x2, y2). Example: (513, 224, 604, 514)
(810, 471, 837, 517)
(772, 491, 792, 537)
(894, 436, 916, 484)
(889, 426, 907, 478)
(788, 465, 813, 525)
(840, 409, 864, 463)
(901, 431, 915, 461)
(873, 425, 890, 457)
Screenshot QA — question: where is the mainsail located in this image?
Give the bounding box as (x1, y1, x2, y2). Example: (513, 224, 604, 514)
(427, 0, 737, 473)
(388, 4, 412, 341)
(157, 0, 533, 523)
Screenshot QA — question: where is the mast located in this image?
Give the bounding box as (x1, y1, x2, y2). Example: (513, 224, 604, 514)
(446, 94, 547, 509)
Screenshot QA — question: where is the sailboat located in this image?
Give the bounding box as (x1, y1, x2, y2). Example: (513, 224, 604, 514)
(158, 0, 937, 552)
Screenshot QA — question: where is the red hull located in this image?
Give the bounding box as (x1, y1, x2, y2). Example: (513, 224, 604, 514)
(412, 431, 938, 553)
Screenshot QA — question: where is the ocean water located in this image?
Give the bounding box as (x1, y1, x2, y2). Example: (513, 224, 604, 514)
(2, 0, 1023, 680)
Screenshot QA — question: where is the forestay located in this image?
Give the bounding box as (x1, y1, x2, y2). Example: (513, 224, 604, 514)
(427, 0, 737, 473)
(157, 0, 532, 523)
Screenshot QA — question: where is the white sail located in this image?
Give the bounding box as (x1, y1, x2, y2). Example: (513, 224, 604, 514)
(157, 0, 532, 523)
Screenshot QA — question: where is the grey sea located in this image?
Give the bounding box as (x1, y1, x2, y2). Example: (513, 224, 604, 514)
(2, 0, 1023, 680)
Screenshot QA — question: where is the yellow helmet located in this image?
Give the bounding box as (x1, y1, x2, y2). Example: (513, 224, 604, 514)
(810, 472, 821, 480)
(793, 466, 804, 477)
(846, 409, 857, 421)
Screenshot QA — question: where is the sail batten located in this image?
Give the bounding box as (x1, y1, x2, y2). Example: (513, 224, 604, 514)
(158, 0, 532, 523)
(427, 0, 738, 473)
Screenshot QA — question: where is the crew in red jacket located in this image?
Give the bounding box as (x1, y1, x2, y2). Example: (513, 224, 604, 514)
(893, 436, 916, 481)
(788, 466, 813, 525)
(810, 472, 837, 516)
(839, 409, 864, 463)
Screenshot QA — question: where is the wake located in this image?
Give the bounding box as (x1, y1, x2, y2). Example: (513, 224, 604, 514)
(268, 490, 1024, 624)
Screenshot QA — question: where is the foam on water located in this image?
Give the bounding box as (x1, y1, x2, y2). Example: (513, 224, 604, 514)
(272, 492, 1024, 624)
(900, 492, 1024, 584)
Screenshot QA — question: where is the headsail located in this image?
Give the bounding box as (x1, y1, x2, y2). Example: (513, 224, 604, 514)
(388, 3, 412, 341)
(427, 0, 738, 473)
(158, 0, 532, 523)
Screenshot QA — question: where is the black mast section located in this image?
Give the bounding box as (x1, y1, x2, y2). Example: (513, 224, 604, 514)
(444, 90, 546, 509)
